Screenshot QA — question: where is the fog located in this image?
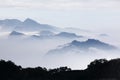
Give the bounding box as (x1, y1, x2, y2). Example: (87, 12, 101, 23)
(0, 36, 79, 68)
(0, 31, 120, 69)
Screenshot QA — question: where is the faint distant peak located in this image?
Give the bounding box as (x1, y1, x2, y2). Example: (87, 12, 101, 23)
(57, 32, 77, 37)
(23, 18, 39, 24)
(24, 18, 33, 22)
(10, 31, 24, 36)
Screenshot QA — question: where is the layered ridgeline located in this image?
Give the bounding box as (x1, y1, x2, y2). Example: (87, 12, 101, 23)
(0, 18, 106, 39)
(0, 18, 85, 39)
(47, 39, 117, 55)
(9, 30, 83, 40)
(0, 18, 118, 54)
(1, 59, 120, 80)
(31, 31, 83, 39)
(0, 18, 58, 32)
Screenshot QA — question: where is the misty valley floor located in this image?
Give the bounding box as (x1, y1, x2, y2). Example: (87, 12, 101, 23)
(1, 58, 120, 80)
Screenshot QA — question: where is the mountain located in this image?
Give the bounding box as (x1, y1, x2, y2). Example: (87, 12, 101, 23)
(14, 18, 58, 32)
(9, 31, 24, 36)
(30, 31, 83, 40)
(55, 32, 83, 38)
(0, 18, 59, 32)
(0, 19, 21, 30)
(47, 39, 117, 55)
(72, 39, 117, 50)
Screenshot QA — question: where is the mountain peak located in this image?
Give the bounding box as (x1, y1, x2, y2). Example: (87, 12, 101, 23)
(56, 32, 81, 38)
(10, 31, 24, 36)
(70, 39, 117, 50)
(22, 18, 41, 27)
(47, 39, 117, 55)
(71, 39, 103, 46)
(87, 39, 100, 43)
(23, 18, 38, 24)
(24, 18, 35, 22)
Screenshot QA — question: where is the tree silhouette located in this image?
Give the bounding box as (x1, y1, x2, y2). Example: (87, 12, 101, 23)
(0, 59, 120, 80)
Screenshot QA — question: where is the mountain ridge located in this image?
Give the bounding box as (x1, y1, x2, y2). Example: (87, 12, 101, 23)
(47, 39, 117, 55)
(0, 18, 58, 32)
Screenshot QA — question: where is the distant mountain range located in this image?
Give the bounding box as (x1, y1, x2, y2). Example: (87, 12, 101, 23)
(15, 18, 58, 32)
(8, 30, 83, 40)
(0, 18, 105, 39)
(31, 31, 83, 39)
(47, 39, 117, 55)
(0, 18, 58, 32)
(0, 18, 115, 53)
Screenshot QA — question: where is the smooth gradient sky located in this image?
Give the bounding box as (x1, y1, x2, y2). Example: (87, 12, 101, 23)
(0, 0, 120, 32)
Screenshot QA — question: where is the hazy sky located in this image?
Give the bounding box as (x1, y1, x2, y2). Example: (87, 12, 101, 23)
(0, 0, 120, 31)
(0, 0, 120, 69)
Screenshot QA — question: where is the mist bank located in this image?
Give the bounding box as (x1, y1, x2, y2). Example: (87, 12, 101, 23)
(0, 35, 120, 69)
(0, 23, 120, 69)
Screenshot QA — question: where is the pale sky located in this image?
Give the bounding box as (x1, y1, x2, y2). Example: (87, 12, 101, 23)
(0, 0, 120, 32)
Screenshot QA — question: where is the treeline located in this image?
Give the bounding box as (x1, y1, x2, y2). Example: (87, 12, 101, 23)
(0, 58, 120, 80)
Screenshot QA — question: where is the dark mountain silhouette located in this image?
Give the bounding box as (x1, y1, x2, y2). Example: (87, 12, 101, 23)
(1, 58, 120, 80)
(47, 39, 117, 55)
